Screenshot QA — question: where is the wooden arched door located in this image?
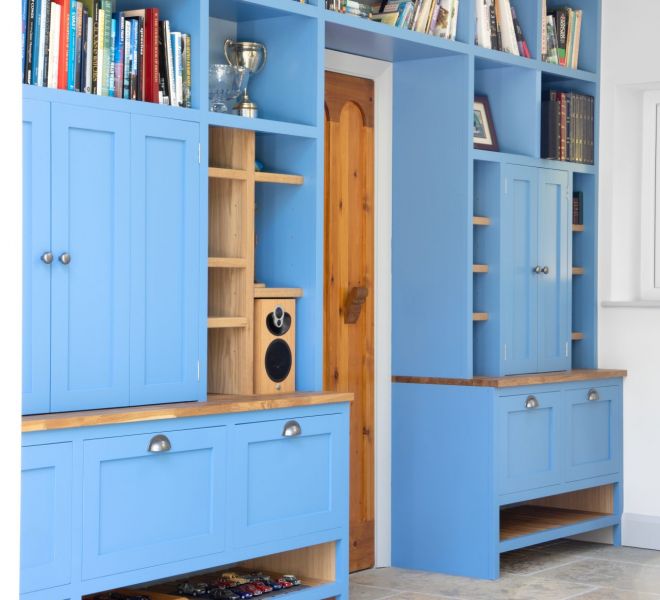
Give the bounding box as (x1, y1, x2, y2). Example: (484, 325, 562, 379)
(324, 71, 375, 572)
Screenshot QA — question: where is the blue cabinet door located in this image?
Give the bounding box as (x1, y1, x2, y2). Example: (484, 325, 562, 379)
(50, 104, 131, 412)
(130, 116, 200, 406)
(20, 443, 73, 594)
(538, 169, 571, 372)
(81, 426, 227, 580)
(22, 99, 51, 415)
(565, 385, 621, 482)
(496, 391, 563, 494)
(502, 165, 539, 375)
(231, 414, 346, 547)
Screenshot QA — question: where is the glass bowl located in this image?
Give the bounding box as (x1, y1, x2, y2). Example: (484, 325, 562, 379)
(208, 64, 249, 113)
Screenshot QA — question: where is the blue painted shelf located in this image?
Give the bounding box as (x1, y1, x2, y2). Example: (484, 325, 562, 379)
(206, 110, 320, 138)
(472, 148, 596, 174)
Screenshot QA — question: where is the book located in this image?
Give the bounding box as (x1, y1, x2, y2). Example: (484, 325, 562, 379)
(41, 0, 52, 86)
(571, 9, 582, 69)
(572, 191, 583, 225)
(496, 0, 518, 55)
(24, 0, 36, 83)
(183, 33, 192, 108)
(540, 0, 547, 60)
(130, 17, 138, 100)
(109, 17, 115, 96)
(80, 8, 88, 92)
(47, 2, 61, 88)
(510, 7, 530, 58)
(549, 8, 568, 66)
(67, 0, 76, 90)
(95, 5, 103, 94)
(545, 15, 558, 64)
(157, 19, 170, 104)
(101, 0, 111, 95)
(122, 18, 131, 98)
(74, 2, 83, 91)
(433, 0, 453, 38)
(114, 13, 124, 98)
(475, 0, 490, 49)
(32, 0, 44, 86)
(172, 32, 183, 106)
(541, 90, 594, 164)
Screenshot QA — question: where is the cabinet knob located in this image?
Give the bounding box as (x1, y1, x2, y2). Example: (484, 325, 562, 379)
(59, 252, 71, 265)
(533, 266, 542, 274)
(40, 251, 53, 264)
(525, 395, 539, 409)
(282, 420, 302, 437)
(147, 434, 172, 453)
(587, 389, 600, 402)
(542, 266, 550, 274)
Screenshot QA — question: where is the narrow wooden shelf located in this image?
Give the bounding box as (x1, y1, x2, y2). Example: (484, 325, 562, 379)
(473, 264, 489, 273)
(572, 267, 585, 276)
(255, 171, 304, 185)
(208, 166, 248, 180)
(208, 317, 249, 329)
(254, 287, 304, 299)
(473, 215, 491, 226)
(572, 332, 585, 341)
(573, 224, 585, 233)
(473, 312, 489, 322)
(208, 257, 248, 268)
(500, 505, 608, 541)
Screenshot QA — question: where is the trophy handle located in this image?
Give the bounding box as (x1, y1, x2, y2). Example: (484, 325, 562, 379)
(224, 39, 233, 64)
(254, 45, 267, 74)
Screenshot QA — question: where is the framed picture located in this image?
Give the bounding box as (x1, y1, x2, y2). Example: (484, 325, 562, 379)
(474, 96, 498, 151)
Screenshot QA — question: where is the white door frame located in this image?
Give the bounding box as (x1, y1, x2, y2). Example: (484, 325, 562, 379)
(324, 49, 393, 568)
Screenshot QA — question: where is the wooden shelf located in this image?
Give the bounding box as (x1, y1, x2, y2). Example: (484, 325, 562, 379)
(572, 267, 585, 276)
(573, 224, 585, 233)
(254, 287, 304, 299)
(473, 264, 489, 273)
(473, 312, 489, 322)
(473, 215, 491, 226)
(208, 166, 248, 180)
(255, 171, 304, 185)
(571, 332, 584, 341)
(208, 317, 248, 329)
(500, 505, 608, 541)
(208, 257, 248, 268)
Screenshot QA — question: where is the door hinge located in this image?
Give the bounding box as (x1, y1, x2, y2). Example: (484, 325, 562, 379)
(198, 143, 201, 164)
(197, 359, 201, 381)
(503, 344, 508, 360)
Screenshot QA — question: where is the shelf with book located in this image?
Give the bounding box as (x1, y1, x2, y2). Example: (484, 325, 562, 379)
(206, 110, 320, 138)
(474, 0, 539, 61)
(471, 148, 596, 174)
(209, 0, 319, 127)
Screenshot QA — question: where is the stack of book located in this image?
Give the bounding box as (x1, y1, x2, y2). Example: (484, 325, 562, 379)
(541, 90, 594, 165)
(475, 0, 530, 57)
(326, 0, 460, 40)
(22, 0, 192, 107)
(541, 2, 582, 68)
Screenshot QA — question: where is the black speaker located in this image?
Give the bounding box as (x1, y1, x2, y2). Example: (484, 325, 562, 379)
(254, 299, 295, 393)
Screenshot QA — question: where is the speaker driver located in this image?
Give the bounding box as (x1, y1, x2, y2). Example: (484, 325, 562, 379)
(266, 310, 292, 336)
(264, 339, 292, 383)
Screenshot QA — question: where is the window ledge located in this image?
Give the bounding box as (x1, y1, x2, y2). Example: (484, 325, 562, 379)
(601, 300, 660, 309)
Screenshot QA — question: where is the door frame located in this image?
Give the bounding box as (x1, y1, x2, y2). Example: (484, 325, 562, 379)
(325, 49, 393, 568)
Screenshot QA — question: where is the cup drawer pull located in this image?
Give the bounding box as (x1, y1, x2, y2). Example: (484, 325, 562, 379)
(148, 434, 172, 453)
(282, 420, 302, 437)
(588, 389, 600, 402)
(525, 396, 539, 409)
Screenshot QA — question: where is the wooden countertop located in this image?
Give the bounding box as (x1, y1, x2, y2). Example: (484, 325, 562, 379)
(22, 391, 353, 433)
(392, 369, 628, 389)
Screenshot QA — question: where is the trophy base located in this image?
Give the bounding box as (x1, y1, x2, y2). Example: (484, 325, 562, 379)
(235, 100, 258, 119)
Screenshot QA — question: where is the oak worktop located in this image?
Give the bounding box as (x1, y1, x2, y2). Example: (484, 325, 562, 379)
(392, 369, 627, 389)
(22, 391, 353, 433)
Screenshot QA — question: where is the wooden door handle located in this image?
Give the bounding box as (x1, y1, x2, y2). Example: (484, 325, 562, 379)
(344, 286, 368, 324)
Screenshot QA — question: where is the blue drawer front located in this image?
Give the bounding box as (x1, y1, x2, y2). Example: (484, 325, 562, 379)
(231, 414, 345, 547)
(82, 427, 226, 580)
(497, 392, 563, 494)
(21, 443, 73, 594)
(566, 385, 621, 482)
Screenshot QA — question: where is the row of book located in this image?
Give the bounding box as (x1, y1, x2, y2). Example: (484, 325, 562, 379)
(541, 2, 582, 68)
(475, 0, 530, 58)
(573, 191, 583, 225)
(326, 0, 460, 39)
(22, 0, 192, 107)
(541, 90, 594, 165)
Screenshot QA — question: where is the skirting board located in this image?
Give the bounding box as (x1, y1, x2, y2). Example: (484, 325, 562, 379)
(622, 513, 660, 550)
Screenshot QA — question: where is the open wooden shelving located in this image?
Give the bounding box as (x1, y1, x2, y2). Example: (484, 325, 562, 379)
(473, 312, 489, 322)
(254, 287, 304, 299)
(208, 257, 248, 268)
(500, 505, 608, 541)
(473, 215, 491, 226)
(572, 267, 585, 276)
(209, 167, 304, 186)
(208, 317, 249, 329)
(473, 264, 489, 273)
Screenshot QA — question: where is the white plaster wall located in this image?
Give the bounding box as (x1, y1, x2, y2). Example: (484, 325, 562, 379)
(599, 0, 660, 549)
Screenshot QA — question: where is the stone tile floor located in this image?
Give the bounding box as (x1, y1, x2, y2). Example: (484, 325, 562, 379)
(350, 540, 660, 599)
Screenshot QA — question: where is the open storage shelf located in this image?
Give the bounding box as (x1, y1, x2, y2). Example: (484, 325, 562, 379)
(500, 505, 607, 540)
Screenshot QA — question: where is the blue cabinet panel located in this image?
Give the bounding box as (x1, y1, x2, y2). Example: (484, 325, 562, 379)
(50, 104, 131, 412)
(497, 391, 563, 494)
(231, 414, 345, 547)
(130, 116, 200, 405)
(22, 99, 51, 415)
(81, 426, 226, 580)
(538, 169, 571, 372)
(20, 443, 73, 594)
(502, 165, 538, 375)
(566, 385, 621, 481)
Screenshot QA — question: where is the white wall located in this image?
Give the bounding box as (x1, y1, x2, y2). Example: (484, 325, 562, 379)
(599, 0, 660, 549)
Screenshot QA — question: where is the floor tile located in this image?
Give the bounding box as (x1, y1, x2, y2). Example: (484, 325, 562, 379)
(536, 558, 660, 594)
(349, 582, 401, 600)
(569, 588, 660, 599)
(500, 548, 583, 575)
(536, 541, 660, 567)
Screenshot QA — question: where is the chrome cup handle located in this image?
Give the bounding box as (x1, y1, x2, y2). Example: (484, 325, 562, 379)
(255, 45, 267, 74)
(224, 39, 233, 64)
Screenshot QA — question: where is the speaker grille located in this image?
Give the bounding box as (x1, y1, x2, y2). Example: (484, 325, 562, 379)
(264, 339, 292, 383)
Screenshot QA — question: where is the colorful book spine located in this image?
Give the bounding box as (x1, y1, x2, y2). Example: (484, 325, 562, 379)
(24, 0, 36, 84)
(184, 33, 191, 108)
(41, 0, 52, 86)
(101, 0, 112, 95)
(171, 32, 182, 107)
(91, 0, 98, 93)
(114, 13, 124, 98)
(84, 12, 92, 92)
(74, 2, 83, 91)
(122, 18, 131, 98)
(96, 6, 104, 94)
(109, 18, 116, 96)
(32, 0, 43, 86)
(47, 2, 61, 88)
(22, 0, 28, 80)
(67, 0, 77, 90)
(130, 18, 138, 100)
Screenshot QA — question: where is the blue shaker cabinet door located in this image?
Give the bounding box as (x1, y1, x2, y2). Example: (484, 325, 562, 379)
(501, 165, 539, 375)
(496, 391, 563, 495)
(22, 99, 51, 415)
(231, 414, 346, 547)
(20, 443, 73, 594)
(81, 427, 227, 580)
(565, 385, 621, 482)
(50, 104, 131, 412)
(130, 116, 200, 406)
(537, 169, 571, 372)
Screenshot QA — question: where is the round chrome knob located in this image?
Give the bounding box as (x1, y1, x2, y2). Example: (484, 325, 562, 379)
(542, 266, 550, 274)
(525, 395, 539, 409)
(41, 252, 53, 264)
(59, 253, 71, 265)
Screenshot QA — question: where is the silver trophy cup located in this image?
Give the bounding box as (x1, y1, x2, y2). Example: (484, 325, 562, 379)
(224, 40, 267, 118)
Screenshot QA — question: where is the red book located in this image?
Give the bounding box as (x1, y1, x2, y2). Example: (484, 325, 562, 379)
(54, 0, 70, 89)
(124, 8, 159, 102)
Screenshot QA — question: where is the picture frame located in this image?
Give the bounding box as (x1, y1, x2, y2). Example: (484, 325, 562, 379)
(473, 96, 498, 151)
